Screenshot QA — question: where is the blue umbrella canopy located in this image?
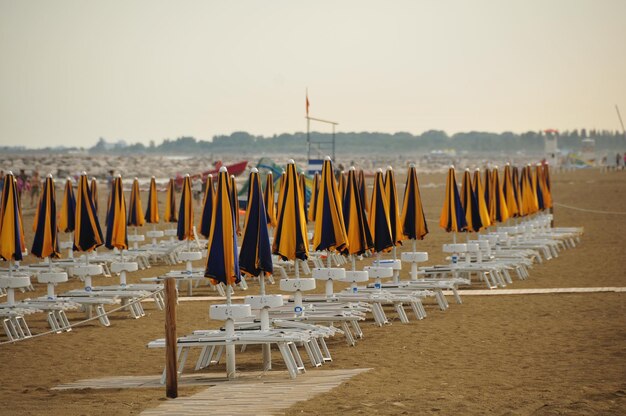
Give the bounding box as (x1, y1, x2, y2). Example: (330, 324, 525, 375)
(74, 173, 104, 252)
(229, 175, 241, 236)
(272, 160, 309, 261)
(401, 164, 429, 240)
(472, 169, 491, 229)
(312, 157, 349, 254)
(205, 167, 240, 286)
(357, 169, 369, 215)
(461, 169, 483, 232)
(199, 174, 215, 238)
(58, 178, 76, 233)
(439, 166, 467, 232)
(368, 169, 394, 253)
(105, 176, 128, 250)
(263, 172, 277, 227)
(164, 178, 178, 223)
(239, 168, 273, 278)
(176, 175, 194, 241)
(0, 171, 26, 261)
(145, 176, 160, 224)
(31, 175, 60, 259)
(127, 178, 145, 227)
(384, 167, 405, 246)
(343, 167, 373, 256)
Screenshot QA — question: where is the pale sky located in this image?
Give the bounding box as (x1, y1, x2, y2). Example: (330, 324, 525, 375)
(1, 0, 625, 148)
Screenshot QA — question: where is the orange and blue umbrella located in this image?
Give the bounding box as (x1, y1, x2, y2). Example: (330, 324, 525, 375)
(307, 172, 319, 222)
(273, 160, 309, 261)
(239, 168, 273, 279)
(276, 170, 286, 223)
(520, 165, 538, 216)
(0, 171, 26, 262)
(58, 178, 76, 233)
(105, 175, 128, 250)
(263, 172, 277, 228)
(337, 171, 346, 203)
(439, 166, 467, 233)
(357, 169, 369, 214)
(491, 167, 509, 223)
(145, 176, 160, 224)
(164, 178, 177, 223)
(384, 167, 404, 246)
(539, 164, 552, 209)
(31, 175, 60, 259)
(472, 169, 491, 229)
(312, 157, 348, 254)
(230, 175, 241, 236)
(343, 167, 373, 256)
(176, 175, 194, 241)
(401, 164, 428, 240)
(502, 164, 519, 218)
(127, 178, 145, 227)
(512, 166, 525, 217)
(461, 169, 483, 232)
(90, 177, 99, 215)
(205, 167, 240, 285)
(199, 174, 215, 238)
(74, 173, 104, 252)
(368, 169, 394, 253)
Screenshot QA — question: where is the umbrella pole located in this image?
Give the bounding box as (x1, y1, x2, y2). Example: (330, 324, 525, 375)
(412, 239, 416, 252)
(453, 232, 457, 244)
(375, 252, 382, 289)
(259, 273, 265, 296)
(224, 284, 236, 379)
(8, 259, 12, 277)
(351, 255, 356, 271)
(68, 233, 74, 259)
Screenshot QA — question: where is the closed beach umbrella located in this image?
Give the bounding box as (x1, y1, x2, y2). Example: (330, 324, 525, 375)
(58, 178, 76, 233)
(534, 165, 547, 210)
(273, 160, 309, 261)
(491, 167, 509, 223)
(230, 175, 241, 236)
(90, 177, 99, 215)
(263, 172, 277, 228)
(164, 178, 177, 223)
(176, 175, 194, 241)
(502, 164, 519, 218)
(484, 169, 494, 223)
(127, 178, 145, 228)
(401, 164, 429, 241)
(307, 172, 319, 222)
(384, 167, 404, 246)
(239, 168, 273, 281)
(276, 170, 286, 223)
(0, 172, 26, 263)
(343, 167, 373, 256)
(538, 164, 552, 209)
(357, 169, 369, 214)
(520, 165, 538, 216)
(472, 169, 491, 229)
(299, 173, 308, 223)
(368, 169, 394, 253)
(31, 175, 59, 259)
(74, 173, 104, 252)
(461, 169, 483, 232)
(199, 174, 215, 238)
(337, 171, 346, 202)
(312, 157, 348, 255)
(512, 166, 525, 217)
(205, 167, 240, 286)
(144, 176, 160, 225)
(439, 166, 467, 233)
(105, 175, 128, 250)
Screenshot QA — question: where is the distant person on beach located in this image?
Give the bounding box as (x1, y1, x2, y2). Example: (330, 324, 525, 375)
(29, 170, 41, 207)
(106, 169, 115, 186)
(615, 153, 621, 171)
(16, 169, 29, 200)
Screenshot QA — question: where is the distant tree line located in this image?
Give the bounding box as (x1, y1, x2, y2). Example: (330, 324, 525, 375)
(3, 129, 625, 155)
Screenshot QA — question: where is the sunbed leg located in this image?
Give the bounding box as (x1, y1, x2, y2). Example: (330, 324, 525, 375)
(452, 288, 462, 305)
(277, 343, 298, 379)
(303, 341, 321, 367)
(3, 318, 16, 341)
(341, 321, 356, 346)
(288, 342, 305, 373)
(318, 337, 333, 362)
(351, 320, 363, 338)
(96, 305, 111, 326)
(262, 344, 272, 371)
(47, 312, 62, 334)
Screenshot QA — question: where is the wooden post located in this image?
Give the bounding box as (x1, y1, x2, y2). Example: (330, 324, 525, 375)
(165, 277, 178, 399)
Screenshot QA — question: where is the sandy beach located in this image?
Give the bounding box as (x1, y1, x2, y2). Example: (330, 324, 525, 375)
(0, 165, 624, 415)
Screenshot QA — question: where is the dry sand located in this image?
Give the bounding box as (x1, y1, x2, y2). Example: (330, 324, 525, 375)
(0, 167, 624, 415)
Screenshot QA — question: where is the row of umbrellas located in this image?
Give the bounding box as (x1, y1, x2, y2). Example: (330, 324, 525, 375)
(441, 164, 553, 233)
(1, 162, 553, 293)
